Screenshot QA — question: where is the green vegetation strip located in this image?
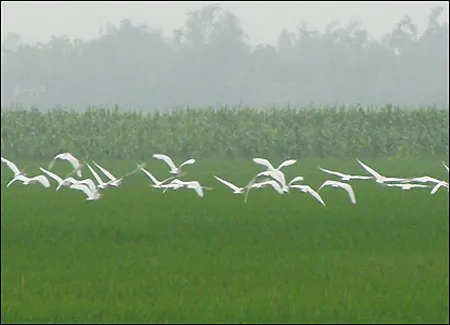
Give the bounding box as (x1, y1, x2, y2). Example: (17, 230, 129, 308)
(1, 105, 448, 160)
(1, 158, 448, 323)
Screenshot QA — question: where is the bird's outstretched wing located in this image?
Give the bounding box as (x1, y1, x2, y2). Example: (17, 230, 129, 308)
(140, 167, 161, 185)
(40, 167, 64, 186)
(319, 167, 344, 178)
(153, 154, 177, 172)
(338, 182, 356, 204)
(1, 156, 22, 177)
(86, 162, 106, 186)
(277, 159, 296, 170)
(356, 159, 382, 179)
(214, 176, 241, 192)
(253, 158, 274, 170)
(179, 159, 196, 169)
(93, 161, 117, 182)
(186, 181, 204, 197)
(70, 183, 94, 198)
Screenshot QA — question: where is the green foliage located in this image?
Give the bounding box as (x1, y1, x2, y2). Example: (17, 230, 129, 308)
(1, 105, 448, 161)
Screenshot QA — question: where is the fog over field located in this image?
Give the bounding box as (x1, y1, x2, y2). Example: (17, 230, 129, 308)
(1, 1, 449, 110)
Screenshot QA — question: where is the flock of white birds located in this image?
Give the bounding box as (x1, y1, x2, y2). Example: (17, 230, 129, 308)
(1, 153, 449, 206)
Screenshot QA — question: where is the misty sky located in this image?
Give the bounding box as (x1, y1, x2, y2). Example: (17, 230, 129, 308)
(1, 1, 449, 47)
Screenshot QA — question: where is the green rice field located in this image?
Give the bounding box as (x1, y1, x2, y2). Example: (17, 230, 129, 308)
(1, 157, 449, 323)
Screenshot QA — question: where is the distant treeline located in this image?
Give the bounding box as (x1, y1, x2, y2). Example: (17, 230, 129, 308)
(1, 105, 448, 160)
(1, 5, 448, 110)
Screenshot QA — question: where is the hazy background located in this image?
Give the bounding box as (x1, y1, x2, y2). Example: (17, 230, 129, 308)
(1, 1, 449, 110)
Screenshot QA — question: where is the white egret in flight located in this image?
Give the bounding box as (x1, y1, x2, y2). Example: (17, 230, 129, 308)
(357, 159, 409, 184)
(319, 167, 372, 181)
(69, 183, 102, 201)
(152, 154, 195, 175)
(49, 152, 83, 178)
(318, 180, 356, 204)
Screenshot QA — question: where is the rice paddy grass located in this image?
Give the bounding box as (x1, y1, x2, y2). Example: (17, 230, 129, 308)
(1, 157, 449, 323)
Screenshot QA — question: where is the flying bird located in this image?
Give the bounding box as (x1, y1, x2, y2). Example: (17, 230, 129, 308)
(252, 158, 297, 172)
(244, 179, 286, 203)
(289, 184, 326, 206)
(69, 183, 102, 201)
(400, 176, 446, 185)
(49, 152, 82, 178)
(252, 158, 297, 188)
(214, 176, 256, 195)
(160, 180, 211, 197)
(152, 154, 195, 175)
(357, 159, 409, 184)
(7, 174, 51, 188)
(254, 170, 288, 189)
(1, 156, 36, 180)
(318, 180, 356, 204)
(140, 166, 177, 189)
(85, 162, 113, 189)
(383, 183, 430, 190)
(319, 167, 372, 181)
(1, 157, 48, 188)
(40, 167, 97, 192)
(92, 161, 141, 187)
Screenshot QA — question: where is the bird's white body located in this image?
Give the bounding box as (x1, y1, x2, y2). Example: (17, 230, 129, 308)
(255, 170, 289, 191)
(384, 183, 430, 190)
(152, 154, 195, 175)
(401, 176, 445, 185)
(161, 179, 185, 192)
(49, 152, 82, 178)
(443, 162, 449, 173)
(318, 180, 356, 204)
(251, 180, 285, 193)
(69, 183, 102, 201)
(160, 180, 210, 197)
(319, 167, 372, 181)
(252, 158, 297, 189)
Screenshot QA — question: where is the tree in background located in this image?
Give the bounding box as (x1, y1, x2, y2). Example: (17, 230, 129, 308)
(1, 5, 448, 111)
